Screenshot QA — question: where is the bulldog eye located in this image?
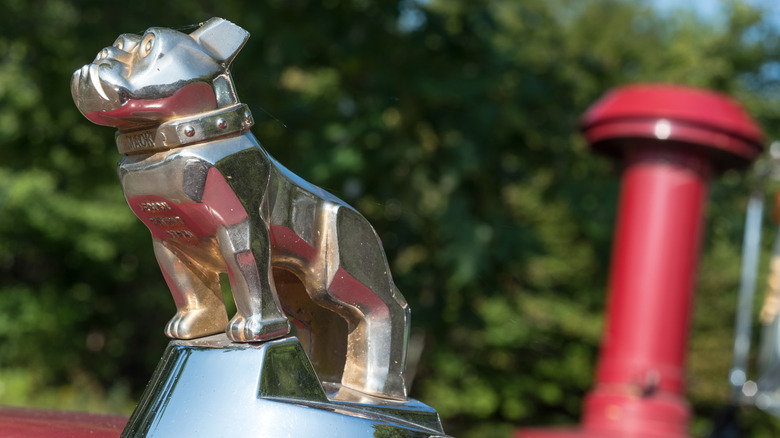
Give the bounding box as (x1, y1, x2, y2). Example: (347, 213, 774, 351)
(113, 40, 123, 50)
(140, 33, 155, 58)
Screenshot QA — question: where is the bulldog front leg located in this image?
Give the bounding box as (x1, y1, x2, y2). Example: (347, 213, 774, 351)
(153, 239, 229, 339)
(216, 221, 291, 342)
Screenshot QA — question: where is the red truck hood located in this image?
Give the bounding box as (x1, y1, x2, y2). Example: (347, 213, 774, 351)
(0, 406, 127, 437)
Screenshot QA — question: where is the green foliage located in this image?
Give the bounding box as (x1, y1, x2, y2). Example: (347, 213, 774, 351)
(2, 0, 780, 436)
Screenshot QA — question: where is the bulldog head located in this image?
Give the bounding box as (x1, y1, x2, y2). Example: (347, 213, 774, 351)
(72, 18, 249, 130)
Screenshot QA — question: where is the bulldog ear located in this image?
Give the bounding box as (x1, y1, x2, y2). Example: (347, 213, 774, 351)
(190, 18, 249, 66)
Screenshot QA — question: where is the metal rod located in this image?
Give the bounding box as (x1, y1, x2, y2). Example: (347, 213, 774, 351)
(729, 192, 764, 401)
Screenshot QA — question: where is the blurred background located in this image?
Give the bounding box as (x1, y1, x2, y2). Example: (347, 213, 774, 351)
(3, 0, 780, 436)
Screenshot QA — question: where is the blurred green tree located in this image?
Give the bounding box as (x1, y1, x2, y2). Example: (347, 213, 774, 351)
(2, 0, 780, 436)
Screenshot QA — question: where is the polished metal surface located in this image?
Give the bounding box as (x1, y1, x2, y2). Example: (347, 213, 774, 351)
(123, 335, 448, 438)
(72, 17, 412, 401)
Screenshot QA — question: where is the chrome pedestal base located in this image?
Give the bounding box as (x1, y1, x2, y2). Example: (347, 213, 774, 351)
(122, 335, 448, 437)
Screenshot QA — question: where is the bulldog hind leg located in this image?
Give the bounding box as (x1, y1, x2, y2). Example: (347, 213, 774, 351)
(308, 206, 410, 400)
(153, 240, 229, 339)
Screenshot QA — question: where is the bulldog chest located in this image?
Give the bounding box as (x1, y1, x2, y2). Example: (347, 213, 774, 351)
(119, 148, 252, 244)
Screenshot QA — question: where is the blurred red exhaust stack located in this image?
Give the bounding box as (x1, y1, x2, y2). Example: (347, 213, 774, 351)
(517, 84, 764, 438)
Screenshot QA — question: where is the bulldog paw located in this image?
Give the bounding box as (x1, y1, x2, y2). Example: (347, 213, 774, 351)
(226, 314, 290, 343)
(165, 307, 228, 339)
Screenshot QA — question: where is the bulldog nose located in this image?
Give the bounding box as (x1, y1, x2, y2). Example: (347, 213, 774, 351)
(93, 46, 134, 65)
(93, 48, 111, 63)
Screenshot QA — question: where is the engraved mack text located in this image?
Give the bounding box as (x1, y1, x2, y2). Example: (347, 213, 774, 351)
(125, 131, 155, 150)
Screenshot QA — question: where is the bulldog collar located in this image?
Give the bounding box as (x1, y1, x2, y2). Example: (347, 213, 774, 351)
(115, 103, 254, 155)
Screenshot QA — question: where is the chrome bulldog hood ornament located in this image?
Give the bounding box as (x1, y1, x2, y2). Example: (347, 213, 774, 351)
(72, 18, 447, 437)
